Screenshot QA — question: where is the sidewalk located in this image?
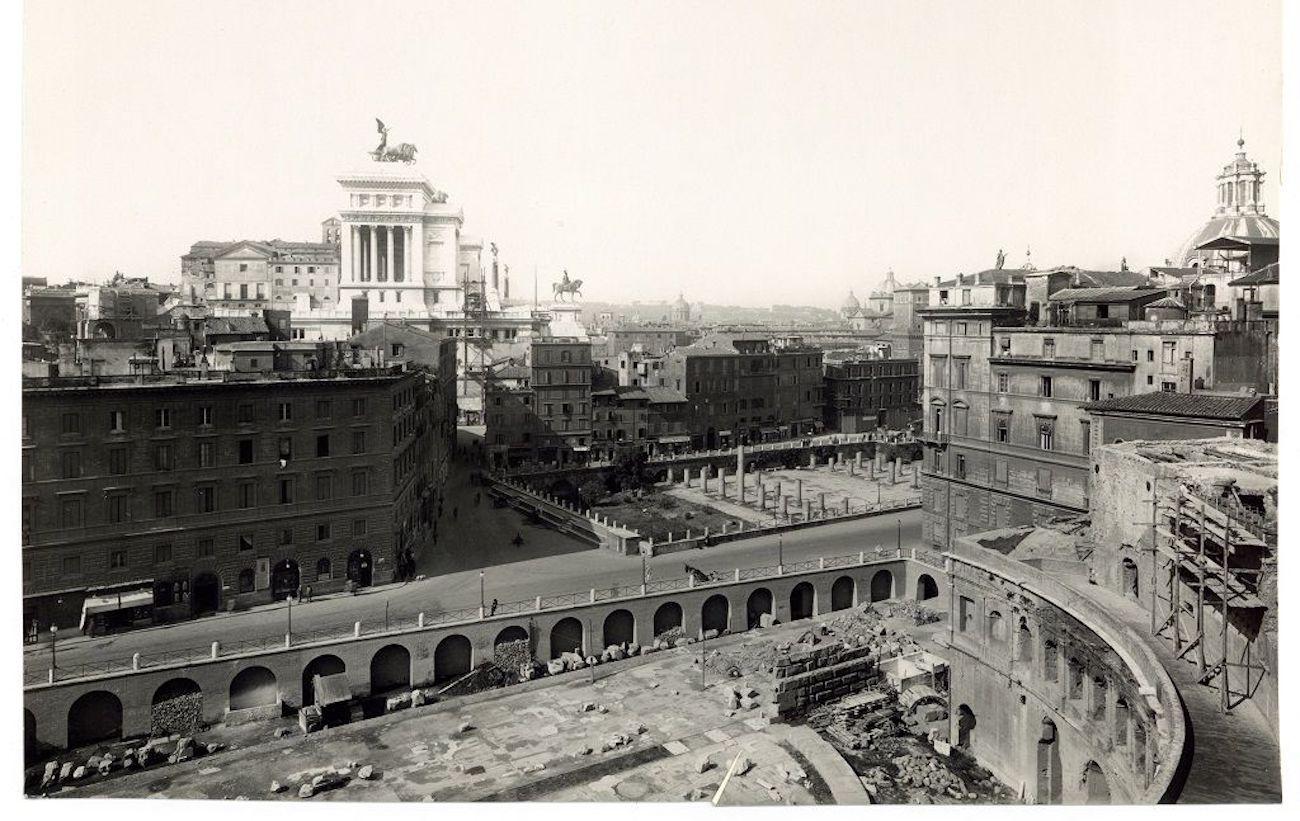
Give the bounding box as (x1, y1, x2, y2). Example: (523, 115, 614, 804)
(1060, 581, 1281, 803)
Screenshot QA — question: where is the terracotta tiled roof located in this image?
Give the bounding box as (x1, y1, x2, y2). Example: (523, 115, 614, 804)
(1084, 391, 1263, 421)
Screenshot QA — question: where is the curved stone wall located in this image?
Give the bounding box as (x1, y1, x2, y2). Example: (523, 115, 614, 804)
(945, 538, 1187, 804)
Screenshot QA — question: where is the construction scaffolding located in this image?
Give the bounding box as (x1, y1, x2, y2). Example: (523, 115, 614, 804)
(1145, 479, 1273, 714)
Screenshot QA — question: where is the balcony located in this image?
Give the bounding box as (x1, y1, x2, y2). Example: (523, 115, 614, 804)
(915, 431, 950, 449)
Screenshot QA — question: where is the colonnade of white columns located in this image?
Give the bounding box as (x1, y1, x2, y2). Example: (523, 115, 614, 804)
(347, 224, 415, 284)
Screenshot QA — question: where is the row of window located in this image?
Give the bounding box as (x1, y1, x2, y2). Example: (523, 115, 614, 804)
(48, 523, 369, 579)
(38, 431, 370, 482)
(46, 399, 370, 439)
(33, 471, 375, 531)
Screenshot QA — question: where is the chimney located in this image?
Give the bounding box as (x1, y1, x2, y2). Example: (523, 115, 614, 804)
(933, 276, 941, 287)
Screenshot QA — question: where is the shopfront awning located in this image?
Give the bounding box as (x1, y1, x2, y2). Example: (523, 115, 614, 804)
(658, 435, 693, 444)
(79, 588, 153, 630)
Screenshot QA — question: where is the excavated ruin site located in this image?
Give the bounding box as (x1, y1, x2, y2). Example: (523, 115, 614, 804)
(32, 599, 1008, 805)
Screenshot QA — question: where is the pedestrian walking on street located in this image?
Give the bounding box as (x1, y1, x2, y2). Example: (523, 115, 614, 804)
(490, 598, 499, 616)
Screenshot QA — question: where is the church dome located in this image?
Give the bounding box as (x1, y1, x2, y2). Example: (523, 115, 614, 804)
(841, 290, 861, 312)
(674, 292, 690, 310)
(1175, 138, 1280, 266)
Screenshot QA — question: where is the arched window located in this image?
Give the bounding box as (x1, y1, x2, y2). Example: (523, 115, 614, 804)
(237, 568, 255, 593)
(987, 610, 1006, 643)
(316, 558, 331, 580)
(1043, 639, 1059, 681)
(1017, 617, 1033, 662)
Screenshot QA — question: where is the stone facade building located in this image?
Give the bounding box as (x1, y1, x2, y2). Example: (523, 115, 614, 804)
(181, 239, 341, 312)
(21, 363, 440, 636)
(917, 301, 1223, 548)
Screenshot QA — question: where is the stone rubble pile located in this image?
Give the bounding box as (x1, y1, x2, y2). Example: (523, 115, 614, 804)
(34, 734, 225, 794)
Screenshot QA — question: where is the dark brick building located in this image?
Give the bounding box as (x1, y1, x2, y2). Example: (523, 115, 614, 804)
(823, 357, 920, 432)
(660, 333, 824, 448)
(21, 365, 439, 637)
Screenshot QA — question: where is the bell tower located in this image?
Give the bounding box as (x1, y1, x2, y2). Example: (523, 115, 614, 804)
(1215, 137, 1267, 217)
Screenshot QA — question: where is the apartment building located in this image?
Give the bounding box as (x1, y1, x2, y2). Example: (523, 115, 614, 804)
(21, 364, 438, 635)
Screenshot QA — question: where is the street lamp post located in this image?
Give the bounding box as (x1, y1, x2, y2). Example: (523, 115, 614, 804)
(479, 570, 486, 614)
(287, 595, 293, 642)
(897, 518, 902, 553)
(49, 625, 58, 674)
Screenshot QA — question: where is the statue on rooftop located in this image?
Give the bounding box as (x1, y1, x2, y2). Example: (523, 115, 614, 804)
(995, 248, 1006, 270)
(552, 269, 583, 302)
(371, 118, 418, 164)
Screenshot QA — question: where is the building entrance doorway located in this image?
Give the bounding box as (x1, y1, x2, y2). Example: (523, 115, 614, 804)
(348, 550, 373, 588)
(271, 560, 300, 601)
(191, 573, 220, 616)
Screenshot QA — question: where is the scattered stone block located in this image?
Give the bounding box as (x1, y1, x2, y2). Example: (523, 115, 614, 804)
(274, 727, 293, 738)
(270, 780, 285, 793)
(735, 756, 754, 776)
(87, 755, 103, 770)
(760, 613, 777, 628)
(298, 783, 315, 798)
(703, 629, 719, 640)
(357, 765, 376, 780)
(458, 721, 474, 733)
(547, 659, 566, 675)
(597, 704, 609, 714)
(580, 702, 596, 712)
(696, 755, 715, 773)
(72, 766, 87, 780)
(521, 763, 545, 774)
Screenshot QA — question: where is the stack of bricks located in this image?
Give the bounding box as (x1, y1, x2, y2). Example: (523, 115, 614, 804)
(771, 641, 878, 717)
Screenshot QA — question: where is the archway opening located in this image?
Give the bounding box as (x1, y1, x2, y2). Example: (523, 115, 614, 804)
(747, 588, 773, 629)
(603, 609, 635, 648)
(24, 709, 37, 767)
(956, 704, 976, 749)
(434, 634, 473, 682)
(191, 572, 220, 616)
(370, 644, 411, 695)
(151, 677, 203, 736)
(271, 559, 300, 601)
(916, 573, 938, 600)
(1121, 558, 1139, 599)
(229, 666, 278, 711)
(550, 617, 584, 659)
(653, 602, 683, 638)
(1037, 718, 1063, 804)
(302, 654, 346, 706)
(67, 691, 123, 749)
(790, 582, 815, 620)
(831, 576, 855, 611)
(702, 594, 730, 634)
(870, 569, 893, 602)
(348, 549, 373, 588)
(495, 625, 529, 649)
(1083, 760, 1110, 804)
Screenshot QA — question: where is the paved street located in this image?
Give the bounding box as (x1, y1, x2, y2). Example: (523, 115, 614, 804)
(24, 504, 921, 680)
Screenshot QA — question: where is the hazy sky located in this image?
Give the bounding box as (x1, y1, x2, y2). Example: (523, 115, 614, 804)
(23, 0, 1282, 307)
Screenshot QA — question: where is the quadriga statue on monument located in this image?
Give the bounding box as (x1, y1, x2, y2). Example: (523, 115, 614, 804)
(552, 269, 583, 302)
(372, 118, 418, 164)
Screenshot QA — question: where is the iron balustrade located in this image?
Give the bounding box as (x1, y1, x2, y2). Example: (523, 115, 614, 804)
(27, 549, 926, 687)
